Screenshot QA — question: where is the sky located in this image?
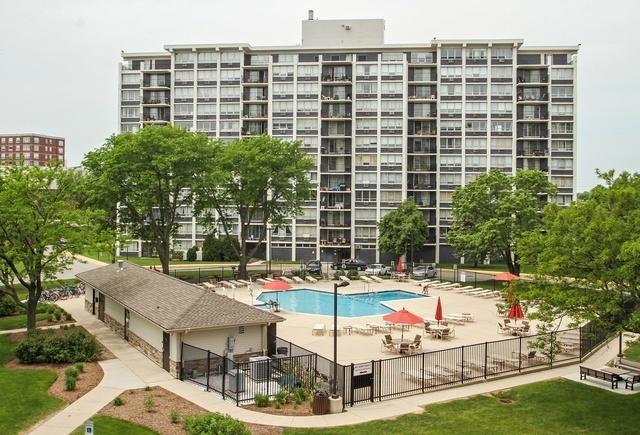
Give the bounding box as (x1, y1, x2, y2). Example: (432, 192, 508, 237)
(0, 0, 637, 191)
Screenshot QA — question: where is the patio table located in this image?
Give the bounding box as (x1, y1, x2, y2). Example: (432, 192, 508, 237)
(427, 324, 449, 339)
(600, 366, 632, 376)
(342, 325, 353, 335)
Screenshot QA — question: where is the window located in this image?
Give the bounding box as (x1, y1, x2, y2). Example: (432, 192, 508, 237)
(220, 69, 241, 81)
(272, 120, 293, 130)
(296, 100, 318, 112)
(465, 120, 487, 132)
(175, 52, 195, 63)
(174, 104, 193, 116)
(491, 66, 512, 79)
(273, 101, 293, 114)
(220, 52, 241, 63)
(465, 173, 481, 184)
(380, 154, 402, 166)
(550, 158, 573, 170)
(355, 173, 377, 185)
(465, 102, 487, 115)
(356, 64, 378, 76)
(356, 154, 377, 166)
(121, 90, 139, 101)
(380, 172, 402, 184)
(412, 68, 434, 81)
(551, 68, 573, 80)
(441, 48, 462, 60)
(356, 119, 377, 130)
(465, 138, 487, 150)
(551, 176, 573, 188)
(121, 74, 139, 85)
(441, 67, 462, 78)
(491, 120, 512, 133)
(410, 52, 435, 63)
(380, 191, 402, 203)
(356, 100, 377, 112)
(355, 191, 377, 202)
(297, 65, 319, 77)
(440, 120, 462, 132)
(277, 54, 295, 63)
(297, 118, 317, 131)
(442, 84, 462, 96)
(355, 137, 378, 148)
(197, 69, 218, 81)
(551, 104, 573, 116)
(491, 102, 513, 114)
(490, 155, 512, 167)
(381, 52, 403, 62)
(491, 84, 512, 97)
(273, 65, 294, 77)
(381, 64, 402, 76)
(197, 87, 217, 98)
(197, 52, 218, 63)
(175, 87, 194, 98)
(301, 137, 318, 147)
(121, 124, 140, 133)
(556, 195, 573, 206)
(296, 225, 315, 237)
(220, 86, 240, 98)
(441, 102, 462, 114)
(381, 82, 402, 94)
(381, 118, 402, 131)
(491, 138, 512, 150)
(197, 104, 216, 115)
(552, 86, 574, 98)
(492, 47, 512, 60)
(356, 82, 378, 94)
(220, 120, 239, 132)
(121, 107, 139, 118)
(380, 136, 402, 149)
(440, 173, 462, 185)
(297, 83, 319, 94)
(466, 155, 487, 167)
(196, 121, 216, 131)
(465, 66, 487, 78)
(273, 83, 294, 95)
(466, 84, 487, 97)
(355, 208, 376, 220)
(440, 156, 462, 167)
(551, 140, 573, 152)
(551, 122, 573, 134)
(175, 70, 194, 82)
(219, 104, 240, 115)
(467, 48, 487, 60)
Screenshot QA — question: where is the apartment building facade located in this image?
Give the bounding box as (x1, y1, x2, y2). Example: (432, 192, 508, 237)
(118, 17, 578, 264)
(0, 134, 65, 167)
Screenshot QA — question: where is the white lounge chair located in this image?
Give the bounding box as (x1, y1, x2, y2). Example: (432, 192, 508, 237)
(256, 278, 269, 285)
(312, 323, 326, 335)
(237, 279, 252, 286)
(339, 275, 351, 283)
(292, 276, 305, 284)
(305, 275, 318, 283)
(370, 276, 384, 283)
(402, 369, 435, 385)
(280, 276, 294, 284)
(264, 277, 276, 282)
(360, 276, 373, 283)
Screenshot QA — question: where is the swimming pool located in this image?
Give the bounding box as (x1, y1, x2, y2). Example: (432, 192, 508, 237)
(256, 289, 425, 317)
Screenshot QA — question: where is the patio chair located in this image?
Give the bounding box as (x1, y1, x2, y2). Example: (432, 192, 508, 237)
(312, 323, 326, 336)
(398, 343, 411, 354)
(440, 328, 454, 339)
(497, 322, 510, 335)
(503, 318, 511, 325)
(384, 334, 393, 344)
(381, 339, 396, 353)
(339, 275, 351, 283)
(411, 335, 422, 352)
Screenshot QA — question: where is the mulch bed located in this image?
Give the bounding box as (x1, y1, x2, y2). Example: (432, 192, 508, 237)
(100, 386, 282, 435)
(244, 400, 315, 416)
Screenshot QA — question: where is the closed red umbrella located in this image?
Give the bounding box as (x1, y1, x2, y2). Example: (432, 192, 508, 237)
(396, 257, 404, 272)
(507, 302, 525, 324)
(383, 308, 424, 341)
(435, 296, 443, 325)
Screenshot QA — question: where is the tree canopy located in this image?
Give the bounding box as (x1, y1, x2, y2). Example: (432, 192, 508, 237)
(446, 169, 556, 274)
(515, 170, 640, 335)
(0, 163, 101, 330)
(194, 135, 314, 278)
(83, 125, 212, 274)
(377, 199, 428, 259)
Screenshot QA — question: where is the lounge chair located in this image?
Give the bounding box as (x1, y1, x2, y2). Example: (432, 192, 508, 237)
(352, 325, 373, 335)
(312, 323, 326, 336)
(381, 339, 396, 353)
(411, 335, 422, 352)
(236, 279, 251, 286)
(280, 276, 294, 284)
(360, 275, 372, 283)
(292, 276, 305, 284)
(398, 343, 411, 354)
(339, 275, 351, 283)
(256, 278, 269, 284)
(402, 369, 434, 385)
(497, 322, 510, 335)
(264, 277, 276, 282)
(305, 275, 318, 283)
(439, 327, 454, 339)
(513, 350, 545, 364)
(370, 276, 384, 283)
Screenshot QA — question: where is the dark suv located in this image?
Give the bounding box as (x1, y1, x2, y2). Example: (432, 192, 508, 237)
(331, 259, 367, 271)
(306, 260, 322, 274)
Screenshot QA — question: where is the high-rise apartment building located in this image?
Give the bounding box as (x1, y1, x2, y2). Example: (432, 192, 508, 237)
(118, 16, 578, 264)
(0, 134, 66, 167)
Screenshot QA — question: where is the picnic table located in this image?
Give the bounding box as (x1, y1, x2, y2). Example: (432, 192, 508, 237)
(600, 366, 632, 376)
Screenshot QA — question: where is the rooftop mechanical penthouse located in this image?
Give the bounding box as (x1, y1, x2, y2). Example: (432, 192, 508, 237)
(118, 16, 578, 264)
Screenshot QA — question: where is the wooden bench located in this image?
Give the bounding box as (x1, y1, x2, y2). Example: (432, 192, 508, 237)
(616, 358, 640, 390)
(624, 373, 640, 390)
(579, 366, 621, 389)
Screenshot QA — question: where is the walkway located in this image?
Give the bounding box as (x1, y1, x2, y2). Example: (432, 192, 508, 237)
(0, 322, 78, 335)
(45, 297, 629, 431)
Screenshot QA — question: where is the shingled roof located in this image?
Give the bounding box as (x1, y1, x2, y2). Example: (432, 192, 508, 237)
(76, 262, 283, 331)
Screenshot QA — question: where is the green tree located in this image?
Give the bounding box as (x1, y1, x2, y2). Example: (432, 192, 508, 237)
(201, 233, 240, 262)
(0, 164, 101, 330)
(377, 199, 428, 263)
(516, 171, 640, 340)
(194, 136, 313, 279)
(83, 125, 212, 274)
(446, 169, 556, 274)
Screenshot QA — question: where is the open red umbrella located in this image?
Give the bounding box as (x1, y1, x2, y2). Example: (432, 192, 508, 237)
(383, 308, 424, 340)
(396, 257, 404, 272)
(435, 296, 443, 325)
(493, 272, 520, 282)
(507, 302, 525, 324)
(263, 279, 292, 304)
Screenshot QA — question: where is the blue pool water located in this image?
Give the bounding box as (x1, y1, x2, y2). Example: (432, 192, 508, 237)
(256, 289, 426, 317)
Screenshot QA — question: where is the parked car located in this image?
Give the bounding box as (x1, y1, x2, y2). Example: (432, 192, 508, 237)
(364, 264, 388, 276)
(306, 260, 322, 274)
(331, 259, 368, 271)
(412, 265, 437, 278)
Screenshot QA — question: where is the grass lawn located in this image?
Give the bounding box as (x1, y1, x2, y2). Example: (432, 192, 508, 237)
(1, 278, 80, 302)
(284, 379, 640, 435)
(624, 341, 640, 362)
(0, 312, 50, 330)
(0, 335, 63, 435)
(71, 416, 158, 435)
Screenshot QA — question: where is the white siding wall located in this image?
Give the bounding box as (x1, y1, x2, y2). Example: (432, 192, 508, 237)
(104, 296, 124, 323)
(129, 311, 163, 350)
(84, 287, 93, 304)
(182, 325, 265, 356)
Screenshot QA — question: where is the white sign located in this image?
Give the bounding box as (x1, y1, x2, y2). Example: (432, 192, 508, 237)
(353, 362, 373, 375)
(460, 272, 466, 282)
(84, 420, 94, 435)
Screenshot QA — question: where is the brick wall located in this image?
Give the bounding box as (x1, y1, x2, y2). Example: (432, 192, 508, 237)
(104, 312, 125, 338)
(84, 299, 92, 313)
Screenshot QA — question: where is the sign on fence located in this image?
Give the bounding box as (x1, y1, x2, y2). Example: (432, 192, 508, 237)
(353, 362, 373, 375)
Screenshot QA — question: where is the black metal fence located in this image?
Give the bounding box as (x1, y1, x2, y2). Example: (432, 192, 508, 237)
(166, 264, 299, 284)
(181, 323, 611, 408)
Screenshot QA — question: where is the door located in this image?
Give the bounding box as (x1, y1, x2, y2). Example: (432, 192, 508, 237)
(124, 309, 130, 341)
(266, 323, 277, 356)
(91, 288, 96, 315)
(162, 332, 170, 371)
(98, 293, 105, 321)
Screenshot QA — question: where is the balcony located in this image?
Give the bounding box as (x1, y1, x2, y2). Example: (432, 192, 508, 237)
(517, 91, 549, 103)
(243, 71, 268, 84)
(142, 97, 170, 105)
(409, 53, 437, 64)
(321, 66, 352, 83)
(243, 92, 268, 102)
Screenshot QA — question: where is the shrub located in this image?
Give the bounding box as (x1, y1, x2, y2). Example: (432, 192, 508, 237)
(275, 390, 289, 405)
(291, 387, 309, 402)
(0, 295, 19, 316)
(202, 234, 240, 262)
(169, 409, 180, 424)
(64, 312, 73, 321)
(186, 246, 198, 262)
(113, 396, 124, 406)
(46, 305, 56, 314)
(53, 310, 61, 321)
(47, 314, 54, 323)
(332, 270, 345, 280)
(274, 402, 280, 409)
(144, 393, 155, 412)
(347, 269, 359, 280)
(75, 363, 84, 373)
(183, 413, 250, 435)
(64, 367, 79, 380)
(145, 385, 151, 391)
(15, 328, 102, 364)
(65, 376, 77, 391)
(253, 393, 269, 407)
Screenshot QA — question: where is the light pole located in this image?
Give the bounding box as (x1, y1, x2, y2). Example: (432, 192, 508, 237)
(333, 280, 349, 398)
(266, 223, 273, 275)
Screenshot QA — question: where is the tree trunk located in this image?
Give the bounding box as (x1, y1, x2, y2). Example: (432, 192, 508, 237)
(238, 255, 248, 280)
(26, 297, 38, 331)
(159, 241, 171, 275)
(504, 249, 518, 275)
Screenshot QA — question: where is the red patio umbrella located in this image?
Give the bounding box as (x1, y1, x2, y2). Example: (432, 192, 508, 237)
(383, 308, 424, 341)
(507, 302, 525, 324)
(493, 272, 520, 282)
(435, 296, 443, 325)
(396, 257, 405, 272)
(262, 279, 292, 304)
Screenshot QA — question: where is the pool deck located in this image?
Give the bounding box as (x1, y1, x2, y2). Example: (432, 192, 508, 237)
(224, 278, 569, 364)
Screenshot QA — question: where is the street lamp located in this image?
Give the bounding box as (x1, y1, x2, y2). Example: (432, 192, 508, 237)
(333, 280, 349, 398)
(266, 223, 273, 275)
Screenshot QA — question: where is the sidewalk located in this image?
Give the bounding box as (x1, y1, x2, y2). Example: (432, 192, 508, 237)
(53, 297, 628, 430)
(0, 322, 77, 335)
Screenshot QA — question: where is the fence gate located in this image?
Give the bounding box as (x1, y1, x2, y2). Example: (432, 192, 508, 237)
(348, 361, 375, 406)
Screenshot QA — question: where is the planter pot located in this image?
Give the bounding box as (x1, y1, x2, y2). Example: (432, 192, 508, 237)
(328, 395, 343, 414)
